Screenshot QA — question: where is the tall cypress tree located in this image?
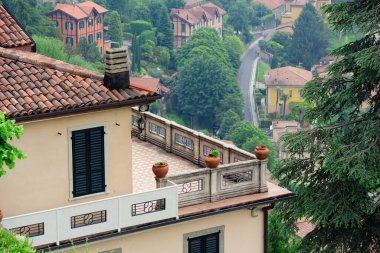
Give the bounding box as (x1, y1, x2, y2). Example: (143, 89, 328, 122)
(286, 3, 328, 70)
(108, 11, 123, 47)
(273, 1, 380, 252)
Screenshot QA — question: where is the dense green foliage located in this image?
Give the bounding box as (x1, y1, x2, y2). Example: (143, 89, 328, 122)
(0, 0, 59, 37)
(272, 1, 380, 252)
(75, 40, 102, 63)
(226, 121, 277, 169)
(257, 62, 270, 82)
(0, 228, 35, 253)
(259, 31, 290, 68)
(286, 4, 329, 69)
(0, 114, 25, 178)
(108, 11, 123, 46)
(268, 208, 301, 253)
(223, 35, 245, 71)
(172, 28, 243, 130)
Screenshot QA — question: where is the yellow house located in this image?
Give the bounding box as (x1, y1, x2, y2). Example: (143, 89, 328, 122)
(0, 46, 295, 252)
(265, 66, 312, 116)
(281, 0, 307, 23)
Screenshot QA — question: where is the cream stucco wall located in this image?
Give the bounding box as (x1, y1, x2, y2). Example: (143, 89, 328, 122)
(0, 107, 133, 217)
(61, 208, 264, 253)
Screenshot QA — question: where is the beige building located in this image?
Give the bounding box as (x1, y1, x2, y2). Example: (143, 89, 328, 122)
(170, 2, 226, 47)
(0, 19, 294, 253)
(265, 66, 312, 116)
(252, 0, 285, 20)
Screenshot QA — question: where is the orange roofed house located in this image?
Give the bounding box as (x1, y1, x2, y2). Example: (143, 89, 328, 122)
(47, 1, 109, 54)
(0, 4, 35, 52)
(171, 2, 226, 47)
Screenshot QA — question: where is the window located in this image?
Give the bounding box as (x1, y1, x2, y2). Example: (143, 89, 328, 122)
(184, 226, 224, 253)
(289, 90, 292, 97)
(88, 34, 94, 43)
(54, 20, 58, 27)
(175, 133, 193, 150)
(97, 16, 102, 24)
(88, 19, 94, 27)
(149, 123, 166, 138)
(71, 127, 105, 198)
(299, 89, 303, 97)
(65, 21, 73, 30)
(97, 32, 102, 39)
(65, 37, 73, 46)
(181, 22, 186, 33)
(79, 21, 84, 29)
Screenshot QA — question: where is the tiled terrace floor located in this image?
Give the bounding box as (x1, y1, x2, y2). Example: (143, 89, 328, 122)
(132, 137, 201, 192)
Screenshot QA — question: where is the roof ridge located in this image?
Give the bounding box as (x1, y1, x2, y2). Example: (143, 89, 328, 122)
(0, 47, 103, 81)
(286, 66, 311, 81)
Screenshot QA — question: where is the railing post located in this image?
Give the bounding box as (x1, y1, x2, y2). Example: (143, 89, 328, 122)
(210, 169, 218, 202)
(165, 120, 172, 153)
(155, 177, 169, 188)
(259, 160, 268, 192)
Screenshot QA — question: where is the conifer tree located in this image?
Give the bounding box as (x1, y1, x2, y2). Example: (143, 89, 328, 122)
(108, 11, 123, 47)
(286, 3, 328, 70)
(273, 1, 380, 252)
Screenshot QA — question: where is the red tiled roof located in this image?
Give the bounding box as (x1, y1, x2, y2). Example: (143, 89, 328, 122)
(171, 2, 226, 25)
(130, 77, 170, 94)
(0, 47, 160, 122)
(265, 66, 312, 87)
(295, 221, 315, 238)
(0, 5, 33, 49)
(51, 1, 108, 20)
(252, 0, 284, 10)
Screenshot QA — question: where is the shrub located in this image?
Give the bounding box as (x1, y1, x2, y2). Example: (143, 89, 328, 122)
(0, 228, 35, 253)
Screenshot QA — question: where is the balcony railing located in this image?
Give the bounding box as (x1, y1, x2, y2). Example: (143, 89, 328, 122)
(156, 160, 268, 207)
(1, 186, 178, 247)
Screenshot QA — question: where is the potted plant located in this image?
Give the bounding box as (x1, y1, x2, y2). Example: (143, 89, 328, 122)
(254, 145, 270, 160)
(205, 149, 221, 168)
(152, 161, 169, 178)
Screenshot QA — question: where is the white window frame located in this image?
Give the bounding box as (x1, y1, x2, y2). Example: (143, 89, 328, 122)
(68, 122, 109, 200)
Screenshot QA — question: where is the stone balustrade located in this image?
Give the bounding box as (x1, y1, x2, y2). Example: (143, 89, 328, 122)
(132, 108, 256, 167)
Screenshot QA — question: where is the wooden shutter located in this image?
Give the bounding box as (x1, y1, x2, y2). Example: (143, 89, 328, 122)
(188, 232, 219, 253)
(72, 127, 105, 197)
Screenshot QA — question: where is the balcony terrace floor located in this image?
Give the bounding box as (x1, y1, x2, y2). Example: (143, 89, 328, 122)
(132, 137, 202, 192)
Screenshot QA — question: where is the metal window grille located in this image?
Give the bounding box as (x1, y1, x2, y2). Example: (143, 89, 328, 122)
(10, 223, 44, 238)
(178, 179, 204, 194)
(131, 198, 166, 216)
(71, 210, 107, 229)
(223, 170, 253, 186)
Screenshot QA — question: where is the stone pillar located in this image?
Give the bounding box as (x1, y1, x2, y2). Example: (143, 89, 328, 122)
(155, 177, 169, 188)
(210, 169, 219, 202)
(165, 120, 172, 153)
(259, 160, 268, 192)
(193, 132, 201, 165)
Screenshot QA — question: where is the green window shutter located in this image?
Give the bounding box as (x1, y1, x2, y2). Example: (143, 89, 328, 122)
(72, 127, 105, 197)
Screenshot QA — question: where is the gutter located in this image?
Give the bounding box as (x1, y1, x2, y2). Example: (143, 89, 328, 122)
(44, 193, 296, 252)
(262, 204, 275, 253)
(13, 94, 162, 123)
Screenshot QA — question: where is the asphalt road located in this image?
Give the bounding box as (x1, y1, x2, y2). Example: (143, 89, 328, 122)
(238, 38, 263, 126)
(238, 29, 276, 126)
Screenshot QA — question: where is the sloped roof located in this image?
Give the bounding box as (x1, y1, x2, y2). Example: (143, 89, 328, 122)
(130, 77, 170, 94)
(50, 1, 108, 20)
(171, 2, 226, 25)
(252, 0, 284, 10)
(0, 4, 34, 49)
(0, 47, 160, 122)
(265, 66, 312, 87)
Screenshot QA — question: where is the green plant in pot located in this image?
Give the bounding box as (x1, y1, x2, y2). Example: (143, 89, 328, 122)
(152, 161, 169, 178)
(205, 149, 221, 168)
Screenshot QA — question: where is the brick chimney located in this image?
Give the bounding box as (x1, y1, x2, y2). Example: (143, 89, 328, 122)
(104, 48, 130, 90)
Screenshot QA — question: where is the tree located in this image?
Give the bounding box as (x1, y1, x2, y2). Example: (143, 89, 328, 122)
(164, 0, 185, 9)
(108, 11, 123, 46)
(225, 121, 277, 169)
(226, 0, 253, 43)
(219, 109, 241, 138)
(33, 36, 69, 62)
(280, 93, 289, 116)
(223, 35, 245, 71)
(156, 6, 174, 50)
(286, 4, 328, 70)
(75, 39, 102, 63)
(272, 1, 380, 252)
(0, 114, 25, 177)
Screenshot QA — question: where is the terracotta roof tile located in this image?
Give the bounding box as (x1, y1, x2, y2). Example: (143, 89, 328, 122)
(171, 2, 226, 25)
(51, 1, 108, 20)
(0, 48, 160, 121)
(0, 5, 33, 49)
(295, 221, 315, 238)
(265, 66, 312, 87)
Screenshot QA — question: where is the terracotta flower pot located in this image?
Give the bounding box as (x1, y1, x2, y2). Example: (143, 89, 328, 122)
(152, 163, 169, 178)
(205, 156, 220, 168)
(254, 146, 270, 160)
(0, 210, 3, 222)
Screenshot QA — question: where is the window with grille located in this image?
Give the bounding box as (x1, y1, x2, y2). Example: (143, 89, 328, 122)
(71, 126, 106, 197)
(188, 232, 220, 253)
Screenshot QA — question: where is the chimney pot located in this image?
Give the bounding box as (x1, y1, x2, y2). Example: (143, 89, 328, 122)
(104, 48, 130, 90)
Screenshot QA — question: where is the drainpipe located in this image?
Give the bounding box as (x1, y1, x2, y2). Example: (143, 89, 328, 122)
(262, 204, 275, 253)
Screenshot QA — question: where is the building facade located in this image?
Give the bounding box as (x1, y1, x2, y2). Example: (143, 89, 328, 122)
(265, 66, 312, 115)
(47, 1, 109, 54)
(171, 2, 226, 47)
